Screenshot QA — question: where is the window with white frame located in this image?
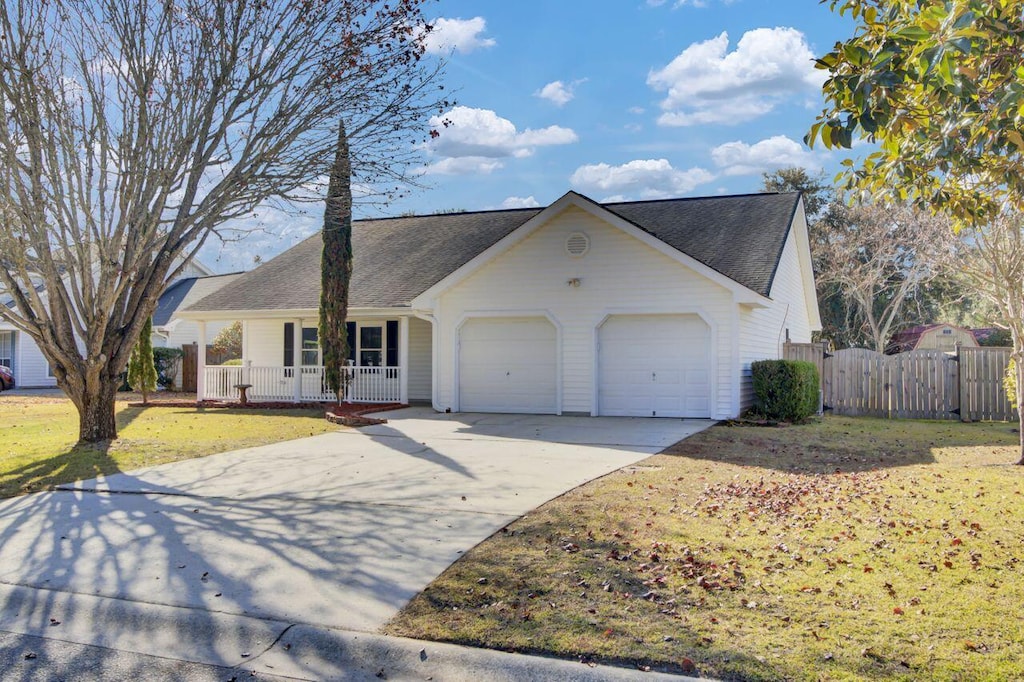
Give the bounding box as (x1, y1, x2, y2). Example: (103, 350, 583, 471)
(346, 321, 400, 367)
(301, 327, 320, 366)
(0, 331, 12, 369)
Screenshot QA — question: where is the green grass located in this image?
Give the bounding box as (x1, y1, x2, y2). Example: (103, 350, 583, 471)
(1, 394, 340, 498)
(386, 416, 1024, 681)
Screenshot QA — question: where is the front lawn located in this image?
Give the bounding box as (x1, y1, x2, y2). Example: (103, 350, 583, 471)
(1, 394, 339, 498)
(386, 416, 1024, 681)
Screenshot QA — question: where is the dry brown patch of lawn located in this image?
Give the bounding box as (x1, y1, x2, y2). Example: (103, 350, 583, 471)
(1, 393, 339, 498)
(386, 416, 1024, 681)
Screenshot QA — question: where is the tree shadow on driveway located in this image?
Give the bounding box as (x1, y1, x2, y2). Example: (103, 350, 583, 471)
(0, 434, 506, 680)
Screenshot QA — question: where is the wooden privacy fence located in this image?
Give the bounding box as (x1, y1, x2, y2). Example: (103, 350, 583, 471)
(783, 343, 1018, 422)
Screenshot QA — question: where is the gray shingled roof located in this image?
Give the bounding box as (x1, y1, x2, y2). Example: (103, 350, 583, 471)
(186, 191, 801, 313)
(154, 272, 243, 324)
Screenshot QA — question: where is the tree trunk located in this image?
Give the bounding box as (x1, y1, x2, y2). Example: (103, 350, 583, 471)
(75, 380, 119, 443)
(1017, 358, 1024, 466)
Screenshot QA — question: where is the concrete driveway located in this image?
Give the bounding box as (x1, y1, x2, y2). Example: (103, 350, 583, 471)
(0, 408, 710, 679)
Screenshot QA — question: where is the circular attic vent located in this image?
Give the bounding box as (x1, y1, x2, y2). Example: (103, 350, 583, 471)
(566, 231, 590, 257)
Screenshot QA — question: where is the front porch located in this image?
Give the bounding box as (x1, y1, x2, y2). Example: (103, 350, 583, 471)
(193, 313, 432, 405)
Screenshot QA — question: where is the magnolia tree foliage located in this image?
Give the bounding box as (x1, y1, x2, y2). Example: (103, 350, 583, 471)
(811, 0, 1024, 462)
(0, 0, 447, 442)
(809, 0, 1024, 220)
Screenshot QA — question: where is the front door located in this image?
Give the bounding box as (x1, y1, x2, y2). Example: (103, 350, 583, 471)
(347, 320, 400, 402)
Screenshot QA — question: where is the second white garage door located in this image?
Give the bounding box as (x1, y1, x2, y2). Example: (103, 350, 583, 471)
(459, 317, 558, 413)
(598, 314, 711, 418)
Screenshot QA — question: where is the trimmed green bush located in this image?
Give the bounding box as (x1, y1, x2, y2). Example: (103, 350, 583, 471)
(751, 359, 820, 422)
(153, 347, 184, 389)
(222, 358, 244, 366)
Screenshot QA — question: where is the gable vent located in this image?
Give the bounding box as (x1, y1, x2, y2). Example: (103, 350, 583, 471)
(566, 232, 590, 257)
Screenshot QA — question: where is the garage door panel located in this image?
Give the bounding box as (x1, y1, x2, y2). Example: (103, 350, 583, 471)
(459, 317, 557, 414)
(598, 315, 711, 418)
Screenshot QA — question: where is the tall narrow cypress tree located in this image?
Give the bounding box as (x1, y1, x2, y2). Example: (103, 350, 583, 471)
(127, 317, 157, 405)
(319, 122, 353, 403)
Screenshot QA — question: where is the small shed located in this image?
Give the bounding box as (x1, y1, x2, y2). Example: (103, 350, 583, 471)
(887, 324, 979, 354)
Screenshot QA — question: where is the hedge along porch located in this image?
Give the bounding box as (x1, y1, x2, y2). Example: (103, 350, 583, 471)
(178, 191, 820, 416)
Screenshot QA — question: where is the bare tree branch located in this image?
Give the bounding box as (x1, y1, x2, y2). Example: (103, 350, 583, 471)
(0, 0, 449, 441)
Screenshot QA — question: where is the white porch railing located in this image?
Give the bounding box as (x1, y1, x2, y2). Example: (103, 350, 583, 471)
(202, 365, 402, 404)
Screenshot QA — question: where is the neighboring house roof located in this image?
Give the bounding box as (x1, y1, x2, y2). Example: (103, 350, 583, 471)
(154, 272, 243, 327)
(185, 190, 802, 313)
(3, 255, 216, 313)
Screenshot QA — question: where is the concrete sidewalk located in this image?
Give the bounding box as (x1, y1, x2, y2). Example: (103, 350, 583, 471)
(0, 408, 711, 679)
(0, 583, 696, 681)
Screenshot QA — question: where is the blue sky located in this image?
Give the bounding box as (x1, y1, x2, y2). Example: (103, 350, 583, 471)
(200, 0, 858, 272)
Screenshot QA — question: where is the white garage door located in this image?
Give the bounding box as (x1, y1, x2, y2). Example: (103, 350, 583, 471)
(459, 317, 558, 413)
(598, 314, 711, 418)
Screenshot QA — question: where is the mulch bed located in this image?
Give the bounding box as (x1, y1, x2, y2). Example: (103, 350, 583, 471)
(125, 396, 407, 427)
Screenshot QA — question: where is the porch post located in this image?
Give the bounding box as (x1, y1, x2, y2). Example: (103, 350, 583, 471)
(293, 318, 303, 402)
(399, 316, 409, 404)
(241, 320, 251, 386)
(196, 320, 207, 403)
(241, 320, 249, 365)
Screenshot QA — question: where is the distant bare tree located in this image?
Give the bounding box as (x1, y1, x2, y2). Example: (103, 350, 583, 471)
(954, 214, 1024, 464)
(0, 0, 447, 442)
(814, 201, 956, 353)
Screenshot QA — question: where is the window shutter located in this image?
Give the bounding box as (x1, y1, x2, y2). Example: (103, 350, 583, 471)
(346, 322, 356, 363)
(283, 323, 294, 367)
(386, 320, 399, 367)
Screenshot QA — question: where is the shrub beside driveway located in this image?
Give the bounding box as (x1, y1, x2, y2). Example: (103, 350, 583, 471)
(1, 394, 338, 498)
(386, 416, 1024, 681)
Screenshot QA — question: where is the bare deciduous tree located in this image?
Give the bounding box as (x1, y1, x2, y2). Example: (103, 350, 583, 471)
(955, 215, 1024, 464)
(0, 0, 447, 442)
(814, 201, 956, 353)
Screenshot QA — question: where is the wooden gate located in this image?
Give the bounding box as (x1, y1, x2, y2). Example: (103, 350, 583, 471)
(885, 350, 959, 419)
(181, 343, 198, 392)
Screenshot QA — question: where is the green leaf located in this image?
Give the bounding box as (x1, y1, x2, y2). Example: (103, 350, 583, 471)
(895, 26, 930, 42)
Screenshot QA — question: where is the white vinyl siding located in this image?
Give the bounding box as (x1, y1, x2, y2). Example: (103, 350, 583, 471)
(458, 317, 557, 413)
(598, 315, 711, 418)
(434, 205, 736, 418)
(0, 329, 58, 388)
(738, 226, 815, 410)
(240, 319, 291, 367)
(408, 316, 432, 401)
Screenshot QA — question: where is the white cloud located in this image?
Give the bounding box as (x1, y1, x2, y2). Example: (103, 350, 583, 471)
(648, 27, 824, 126)
(418, 156, 504, 176)
(569, 159, 715, 200)
(500, 196, 541, 209)
(628, 106, 646, 115)
(534, 79, 586, 107)
(710, 135, 821, 176)
(422, 17, 496, 55)
(420, 106, 578, 175)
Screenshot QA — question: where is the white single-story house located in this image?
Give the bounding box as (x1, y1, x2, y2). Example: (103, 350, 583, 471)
(1, 258, 218, 389)
(180, 190, 821, 419)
